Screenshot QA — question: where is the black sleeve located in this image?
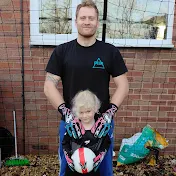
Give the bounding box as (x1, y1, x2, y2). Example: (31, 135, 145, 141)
(110, 47, 128, 77)
(45, 44, 63, 77)
(62, 132, 72, 156)
(99, 134, 111, 152)
(93, 134, 111, 155)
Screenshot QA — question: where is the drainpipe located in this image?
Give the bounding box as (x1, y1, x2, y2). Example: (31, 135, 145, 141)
(20, 0, 25, 155)
(102, 0, 107, 42)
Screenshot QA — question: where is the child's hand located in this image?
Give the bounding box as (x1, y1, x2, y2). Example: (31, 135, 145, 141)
(91, 103, 118, 138)
(93, 150, 107, 171)
(64, 151, 75, 171)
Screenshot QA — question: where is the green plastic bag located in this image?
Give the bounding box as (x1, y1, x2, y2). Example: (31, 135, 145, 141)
(117, 125, 168, 166)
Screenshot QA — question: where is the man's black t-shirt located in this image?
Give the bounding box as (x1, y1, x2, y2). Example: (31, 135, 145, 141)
(46, 39, 128, 112)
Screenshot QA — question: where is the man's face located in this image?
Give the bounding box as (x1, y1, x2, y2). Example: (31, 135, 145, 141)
(75, 7, 99, 38)
(78, 107, 95, 125)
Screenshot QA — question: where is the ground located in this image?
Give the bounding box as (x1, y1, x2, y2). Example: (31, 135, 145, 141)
(0, 155, 176, 176)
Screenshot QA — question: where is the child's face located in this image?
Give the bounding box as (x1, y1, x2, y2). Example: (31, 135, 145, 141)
(78, 107, 95, 124)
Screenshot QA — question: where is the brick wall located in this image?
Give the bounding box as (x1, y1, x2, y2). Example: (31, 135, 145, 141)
(0, 0, 176, 155)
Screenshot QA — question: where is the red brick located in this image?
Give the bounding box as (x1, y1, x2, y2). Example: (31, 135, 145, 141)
(168, 89, 176, 94)
(118, 122, 132, 127)
(166, 123, 176, 128)
(142, 95, 158, 100)
(151, 101, 166, 105)
(49, 121, 59, 127)
(1, 11, 14, 19)
(48, 127, 58, 136)
(169, 78, 176, 82)
(160, 83, 176, 89)
(157, 117, 174, 122)
(33, 75, 45, 81)
(128, 94, 141, 100)
(167, 101, 176, 106)
(159, 106, 174, 111)
(32, 64, 45, 70)
(140, 106, 158, 111)
(157, 128, 173, 133)
(140, 117, 157, 122)
(150, 111, 167, 117)
(165, 133, 176, 138)
(170, 66, 176, 71)
(117, 111, 132, 116)
(143, 83, 159, 88)
(124, 105, 140, 111)
(128, 71, 143, 77)
(133, 89, 151, 94)
(49, 137, 58, 144)
(167, 112, 176, 117)
(39, 137, 49, 143)
(123, 117, 140, 122)
(159, 95, 175, 100)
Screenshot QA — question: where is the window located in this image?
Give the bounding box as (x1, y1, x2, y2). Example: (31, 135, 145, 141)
(30, 0, 175, 47)
(30, 0, 78, 45)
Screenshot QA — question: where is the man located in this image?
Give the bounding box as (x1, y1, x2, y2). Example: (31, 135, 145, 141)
(44, 0, 129, 175)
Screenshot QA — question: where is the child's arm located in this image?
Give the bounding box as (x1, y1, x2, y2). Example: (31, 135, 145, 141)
(62, 132, 75, 171)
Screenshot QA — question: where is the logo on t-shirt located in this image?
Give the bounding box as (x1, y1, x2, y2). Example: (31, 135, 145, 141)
(92, 58, 105, 69)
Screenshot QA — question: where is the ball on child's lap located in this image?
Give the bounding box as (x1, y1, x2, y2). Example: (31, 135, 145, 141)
(71, 147, 96, 174)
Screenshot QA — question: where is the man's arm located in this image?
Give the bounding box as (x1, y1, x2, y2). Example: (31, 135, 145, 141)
(44, 72, 85, 139)
(111, 73, 129, 107)
(44, 72, 64, 109)
(91, 73, 129, 138)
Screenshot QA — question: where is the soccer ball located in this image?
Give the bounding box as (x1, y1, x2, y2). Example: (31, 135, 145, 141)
(71, 147, 96, 174)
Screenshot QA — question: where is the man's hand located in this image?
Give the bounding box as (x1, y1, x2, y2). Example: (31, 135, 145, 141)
(64, 151, 75, 171)
(65, 118, 85, 139)
(58, 103, 85, 139)
(93, 150, 107, 172)
(58, 103, 74, 123)
(91, 103, 118, 138)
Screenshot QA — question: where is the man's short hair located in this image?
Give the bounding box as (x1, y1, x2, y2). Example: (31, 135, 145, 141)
(76, 0, 99, 19)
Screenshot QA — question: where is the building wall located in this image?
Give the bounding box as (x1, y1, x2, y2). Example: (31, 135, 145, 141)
(0, 0, 176, 155)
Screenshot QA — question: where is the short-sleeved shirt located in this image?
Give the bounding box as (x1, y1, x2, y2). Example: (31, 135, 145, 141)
(46, 39, 128, 112)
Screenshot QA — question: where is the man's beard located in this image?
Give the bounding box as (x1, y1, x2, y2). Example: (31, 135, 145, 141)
(78, 30, 96, 38)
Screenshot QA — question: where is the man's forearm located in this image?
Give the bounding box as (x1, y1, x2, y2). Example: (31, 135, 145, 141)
(111, 74, 129, 107)
(44, 81, 64, 109)
(44, 73, 64, 109)
(111, 86, 129, 107)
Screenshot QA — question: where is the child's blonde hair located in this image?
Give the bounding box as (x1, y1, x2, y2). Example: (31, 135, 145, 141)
(72, 90, 101, 117)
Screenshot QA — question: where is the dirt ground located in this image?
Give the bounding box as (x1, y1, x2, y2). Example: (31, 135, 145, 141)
(0, 154, 176, 176)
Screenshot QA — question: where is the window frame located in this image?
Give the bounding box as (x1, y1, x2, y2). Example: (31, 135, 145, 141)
(30, 0, 175, 48)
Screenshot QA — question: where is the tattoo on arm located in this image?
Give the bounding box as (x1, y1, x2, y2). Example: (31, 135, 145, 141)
(46, 73, 60, 87)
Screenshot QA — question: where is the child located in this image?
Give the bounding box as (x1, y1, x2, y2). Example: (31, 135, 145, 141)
(62, 90, 111, 176)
